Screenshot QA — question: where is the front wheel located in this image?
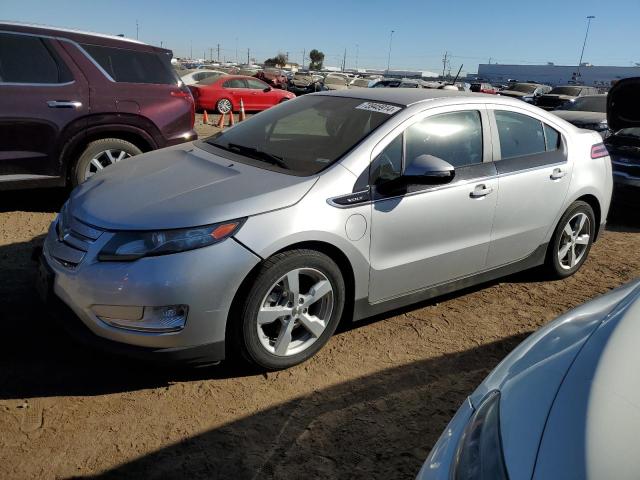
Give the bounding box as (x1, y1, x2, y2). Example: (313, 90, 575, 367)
(545, 201, 595, 278)
(232, 249, 345, 370)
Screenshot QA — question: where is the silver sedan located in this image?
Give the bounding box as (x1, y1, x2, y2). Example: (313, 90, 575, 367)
(39, 89, 613, 369)
(417, 279, 640, 480)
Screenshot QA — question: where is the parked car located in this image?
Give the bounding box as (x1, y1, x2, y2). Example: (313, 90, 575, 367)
(470, 82, 498, 94)
(180, 69, 228, 85)
(535, 85, 599, 110)
(417, 279, 640, 480)
(604, 77, 640, 205)
(323, 74, 350, 90)
(288, 73, 326, 96)
(371, 78, 403, 88)
(498, 82, 551, 103)
(348, 78, 372, 89)
(187, 75, 295, 113)
(254, 68, 288, 89)
(552, 94, 609, 136)
(0, 22, 197, 189)
(38, 89, 611, 370)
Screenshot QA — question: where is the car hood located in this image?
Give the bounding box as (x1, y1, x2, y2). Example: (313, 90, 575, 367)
(552, 110, 606, 125)
(533, 281, 640, 479)
(499, 90, 529, 98)
(470, 280, 640, 480)
(607, 77, 640, 131)
(68, 142, 318, 230)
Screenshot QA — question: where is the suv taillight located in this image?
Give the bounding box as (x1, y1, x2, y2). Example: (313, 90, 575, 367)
(171, 86, 195, 129)
(591, 143, 609, 159)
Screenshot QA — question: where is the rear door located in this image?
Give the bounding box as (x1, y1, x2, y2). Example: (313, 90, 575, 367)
(0, 31, 89, 180)
(485, 107, 572, 268)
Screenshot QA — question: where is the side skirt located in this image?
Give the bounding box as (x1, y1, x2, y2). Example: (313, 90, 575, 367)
(353, 243, 548, 321)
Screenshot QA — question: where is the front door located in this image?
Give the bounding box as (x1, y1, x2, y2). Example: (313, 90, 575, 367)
(485, 108, 573, 269)
(369, 107, 498, 303)
(0, 32, 89, 179)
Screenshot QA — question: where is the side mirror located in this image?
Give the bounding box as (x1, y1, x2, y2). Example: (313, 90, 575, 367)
(263, 86, 272, 92)
(403, 155, 455, 184)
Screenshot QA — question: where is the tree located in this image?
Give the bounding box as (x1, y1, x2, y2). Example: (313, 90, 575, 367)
(309, 49, 325, 71)
(264, 53, 287, 68)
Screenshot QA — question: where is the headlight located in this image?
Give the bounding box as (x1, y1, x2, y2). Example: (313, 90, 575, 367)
(452, 391, 508, 480)
(98, 219, 245, 261)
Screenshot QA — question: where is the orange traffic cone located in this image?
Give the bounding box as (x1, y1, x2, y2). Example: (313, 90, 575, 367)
(216, 112, 226, 129)
(202, 110, 209, 125)
(228, 110, 235, 127)
(239, 99, 246, 122)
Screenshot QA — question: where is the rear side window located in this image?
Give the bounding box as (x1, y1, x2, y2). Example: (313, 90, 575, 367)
(544, 124, 560, 151)
(405, 111, 484, 168)
(495, 111, 546, 160)
(81, 44, 177, 84)
(0, 32, 72, 84)
(224, 79, 247, 88)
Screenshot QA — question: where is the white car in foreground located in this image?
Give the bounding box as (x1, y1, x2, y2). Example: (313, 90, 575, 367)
(417, 279, 640, 480)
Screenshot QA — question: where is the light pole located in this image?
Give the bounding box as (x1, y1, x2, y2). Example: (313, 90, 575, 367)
(577, 15, 595, 80)
(386, 30, 394, 72)
(355, 44, 359, 70)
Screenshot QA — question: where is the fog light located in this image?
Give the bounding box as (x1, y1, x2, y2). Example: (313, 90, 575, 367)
(97, 305, 188, 333)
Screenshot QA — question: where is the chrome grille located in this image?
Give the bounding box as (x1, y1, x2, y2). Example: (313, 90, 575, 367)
(49, 205, 104, 268)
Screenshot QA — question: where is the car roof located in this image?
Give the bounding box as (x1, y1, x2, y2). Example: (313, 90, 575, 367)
(314, 88, 488, 107)
(0, 21, 169, 54)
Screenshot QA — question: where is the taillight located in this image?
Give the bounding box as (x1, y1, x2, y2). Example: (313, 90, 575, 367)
(171, 86, 195, 129)
(591, 143, 609, 159)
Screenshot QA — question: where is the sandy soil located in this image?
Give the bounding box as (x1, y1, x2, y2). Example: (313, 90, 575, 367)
(1, 144, 639, 478)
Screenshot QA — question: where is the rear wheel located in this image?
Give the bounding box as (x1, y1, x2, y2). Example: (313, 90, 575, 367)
(73, 138, 142, 186)
(232, 249, 345, 370)
(545, 201, 595, 278)
(216, 98, 233, 114)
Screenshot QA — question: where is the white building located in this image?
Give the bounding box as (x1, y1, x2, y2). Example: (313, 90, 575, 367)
(476, 63, 640, 88)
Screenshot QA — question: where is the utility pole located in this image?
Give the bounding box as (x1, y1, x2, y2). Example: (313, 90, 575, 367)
(386, 30, 394, 72)
(135, 20, 139, 40)
(247, 48, 250, 65)
(217, 44, 220, 63)
(355, 44, 359, 70)
(342, 48, 347, 71)
(442, 51, 449, 79)
(577, 15, 596, 81)
(190, 41, 193, 60)
(235, 37, 238, 64)
(286, 51, 289, 61)
(160, 41, 163, 48)
(302, 48, 305, 69)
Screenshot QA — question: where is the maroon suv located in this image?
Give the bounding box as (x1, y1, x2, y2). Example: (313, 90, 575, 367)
(0, 22, 197, 189)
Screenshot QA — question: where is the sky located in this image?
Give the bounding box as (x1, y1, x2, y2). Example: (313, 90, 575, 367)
(2, 0, 639, 73)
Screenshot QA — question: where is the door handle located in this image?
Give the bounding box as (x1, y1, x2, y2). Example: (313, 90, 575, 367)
(47, 100, 82, 109)
(550, 168, 566, 180)
(470, 184, 494, 198)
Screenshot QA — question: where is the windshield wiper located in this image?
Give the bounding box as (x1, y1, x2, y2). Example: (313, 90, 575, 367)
(224, 143, 290, 170)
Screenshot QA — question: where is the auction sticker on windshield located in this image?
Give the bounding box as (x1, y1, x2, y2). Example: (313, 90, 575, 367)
(355, 102, 402, 115)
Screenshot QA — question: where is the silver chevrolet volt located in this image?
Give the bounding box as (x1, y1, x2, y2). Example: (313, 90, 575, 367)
(39, 89, 613, 369)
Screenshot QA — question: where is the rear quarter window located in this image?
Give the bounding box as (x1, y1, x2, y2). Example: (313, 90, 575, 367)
(495, 111, 546, 159)
(81, 44, 177, 84)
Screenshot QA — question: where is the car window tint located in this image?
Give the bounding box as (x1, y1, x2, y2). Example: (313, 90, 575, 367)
(405, 111, 483, 169)
(370, 134, 403, 186)
(81, 44, 177, 84)
(271, 108, 329, 136)
(495, 111, 546, 160)
(544, 124, 560, 151)
(224, 79, 247, 88)
(0, 33, 71, 84)
(193, 72, 204, 81)
(246, 79, 268, 89)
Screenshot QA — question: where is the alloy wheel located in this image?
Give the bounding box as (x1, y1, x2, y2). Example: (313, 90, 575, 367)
(217, 99, 232, 114)
(84, 149, 131, 180)
(257, 268, 334, 357)
(557, 212, 591, 270)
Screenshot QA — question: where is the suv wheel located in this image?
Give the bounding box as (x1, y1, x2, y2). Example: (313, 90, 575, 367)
(232, 249, 345, 370)
(73, 138, 142, 186)
(545, 201, 595, 278)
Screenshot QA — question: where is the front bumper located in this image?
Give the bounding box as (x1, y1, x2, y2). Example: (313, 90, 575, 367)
(41, 217, 261, 362)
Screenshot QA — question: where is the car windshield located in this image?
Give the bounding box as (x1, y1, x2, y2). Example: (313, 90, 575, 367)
(549, 86, 583, 96)
(505, 84, 537, 93)
(205, 95, 402, 176)
(559, 96, 606, 112)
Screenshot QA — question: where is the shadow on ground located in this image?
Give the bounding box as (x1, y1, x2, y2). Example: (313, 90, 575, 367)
(85, 334, 527, 480)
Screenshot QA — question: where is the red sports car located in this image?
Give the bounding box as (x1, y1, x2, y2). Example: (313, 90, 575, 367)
(188, 75, 295, 114)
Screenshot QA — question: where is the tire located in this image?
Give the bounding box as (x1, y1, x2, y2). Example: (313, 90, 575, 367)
(216, 98, 233, 114)
(73, 138, 142, 186)
(544, 201, 595, 278)
(232, 249, 345, 370)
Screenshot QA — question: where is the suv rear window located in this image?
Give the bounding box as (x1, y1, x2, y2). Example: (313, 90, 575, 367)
(81, 44, 177, 84)
(0, 32, 72, 84)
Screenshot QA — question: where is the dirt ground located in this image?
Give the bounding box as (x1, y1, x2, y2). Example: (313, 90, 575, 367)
(1, 134, 639, 479)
